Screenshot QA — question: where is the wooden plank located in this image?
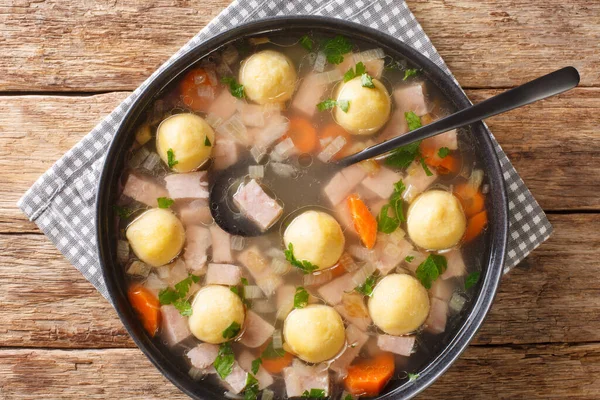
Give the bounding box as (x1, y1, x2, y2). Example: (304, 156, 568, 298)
(0, 214, 598, 348)
(0, 0, 598, 91)
(0, 344, 599, 398)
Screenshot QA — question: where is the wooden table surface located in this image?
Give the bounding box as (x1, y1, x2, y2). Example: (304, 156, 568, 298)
(1, 0, 599, 398)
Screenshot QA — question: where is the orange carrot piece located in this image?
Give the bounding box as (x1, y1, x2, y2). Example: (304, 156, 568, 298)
(344, 352, 396, 397)
(285, 117, 318, 153)
(347, 194, 378, 249)
(454, 184, 486, 217)
(463, 210, 488, 242)
(437, 154, 461, 175)
(319, 123, 351, 159)
(179, 68, 216, 112)
(329, 260, 348, 278)
(418, 140, 443, 167)
(127, 285, 161, 337)
(259, 340, 294, 374)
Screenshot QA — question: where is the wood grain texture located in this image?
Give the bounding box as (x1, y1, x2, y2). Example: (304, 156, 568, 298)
(0, 0, 598, 91)
(1, 344, 599, 399)
(1, 87, 598, 233)
(0, 214, 598, 348)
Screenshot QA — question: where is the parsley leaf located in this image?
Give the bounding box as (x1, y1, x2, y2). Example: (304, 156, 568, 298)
(403, 68, 419, 80)
(438, 147, 450, 158)
(158, 288, 179, 305)
(355, 273, 377, 297)
(261, 340, 285, 359)
(222, 321, 241, 339)
(285, 243, 319, 274)
(244, 373, 260, 400)
(316, 98, 337, 111)
(377, 204, 399, 234)
(157, 197, 174, 209)
(241, 277, 249, 286)
(343, 61, 366, 82)
(415, 254, 447, 289)
(405, 111, 423, 131)
(465, 271, 481, 289)
(408, 372, 419, 382)
(299, 35, 313, 51)
(390, 180, 406, 222)
(377, 179, 406, 233)
(385, 141, 422, 169)
(113, 205, 133, 219)
(167, 148, 178, 169)
(293, 286, 309, 309)
(344, 395, 354, 400)
(174, 273, 201, 297)
(302, 389, 326, 398)
(221, 76, 245, 99)
(405, 255, 415, 263)
(361, 73, 375, 88)
(174, 299, 192, 316)
(321, 35, 352, 64)
(251, 358, 262, 375)
(158, 273, 200, 316)
(204, 135, 212, 146)
(419, 157, 434, 176)
(214, 342, 235, 379)
(338, 99, 350, 113)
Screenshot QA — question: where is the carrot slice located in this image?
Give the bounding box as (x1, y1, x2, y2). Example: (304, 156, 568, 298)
(285, 117, 318, 153)
(463, 210, 488, 242)
(179, 68, 216, 113)
(344, 352, 396, 397)
(347, 194, 377, 249)
(329, 260, 348, 278)
(437, 154, 461, 175)
(419, 140, 443, 167)
(454, 183, 486, 217)
(259, 340, 294, 374)
(127, 285, 161, 337)
(319, 123, 351, 159)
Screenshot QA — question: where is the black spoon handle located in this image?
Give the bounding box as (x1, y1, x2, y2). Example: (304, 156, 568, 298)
(337, 66, 580, 167)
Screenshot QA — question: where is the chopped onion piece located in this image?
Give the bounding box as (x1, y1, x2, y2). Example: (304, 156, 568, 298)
(224, 392, 244, 400)
(314, 51, 327, 72)
(126, 260, 151, 278)
(319, 137, 333, 148)
(270, 162, 297, 178)
(215, 61, 233, 78)
(144, 273, 168, 292)
(216, 114, 248, 145)
(305, 52, 317, 66)
(244, 285, 264, 299)
(252, 299, 276, 314)
(128, 147, 150, 169)
(317, 135, 346, 162)
(249, 37, 269, 45)
(313, 69, 343, 85)
(276, 300, 293, 321)
(265, 247, 285, 259)
(261, 389, 275, 400)
(338, 252, 360, 272)
(230, 235, 245, 251)
(141, 152, 161, 172)
(271, 258, 291, 275)
(352, 263, 376, 286)
(449, 292, 468, 313)
(384, 243, 403, 259)
(188, 367, 207, 381)
(250, 145, 267, 163)
(481, 183, 490, 194)
(271, 138, 297, 161)
(196, 85, 214, 100)
(156, 265, 171, 280)
(402, 183, 419, 203)
(206, 69, 218, 86)
(348, 245, 377, 262)
(205, 113, 224, 129)
(303, 270, 332, 286)
(388, 228, 407, 244)
(249, 165, 265, 179)
(359, 159, 380, 176)
(194, 74, 206, 85)
(272, 329, 283, 350)
(117, 240, 130, 264)
(353, 48, 385, 62)
(468, 169, 484, 192)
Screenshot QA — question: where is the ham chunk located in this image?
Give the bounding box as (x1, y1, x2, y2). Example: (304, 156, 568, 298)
(276, 284, 295, 320)
(238, 103, 267, 128)
(442, 249, 466, 280)
(239, 310, 275, 348)
(380, 110, 409, 141)
(403, 160, 438, 202)
(317, 274, 356, 305)
(365, 58, 384, 79)
(184, 226, 211, 272)
(361, 167, 403, 198)
(393, 83, 429, 116)
(426, 298, 448, 334)
(377, 334, 415, 356)
(177, 199, 213, 226)
(165, 259, 189, 286)
(210, 225, 232, 263)
(255, 114, 289, 148)
(238, 350, 274, 389)
(160, 305, 192, 347)
(291, 73, 328, 117)
(283, 359, 329, 398)
(238, 247, 283, 296)
(341, 164, 368, 187)
(223, 362, 248, 394)
(208, 89, 239, 121)
(376, 237, 413, 275)
(331, 324, 369, 377)
(205, 263, 241, 286)
(233, 179, 283, 231)
(403, 250, 428, 273)
(324, 165, 368, 206)
(334, 304, 371, 332)
(122, 172, 168, 207)
(164, 172, 209, 200)
(422, 129, 458, 151)
(213, 139, 239, 170)
(187, 343, 219, 369)
(431, 278, 454, 302)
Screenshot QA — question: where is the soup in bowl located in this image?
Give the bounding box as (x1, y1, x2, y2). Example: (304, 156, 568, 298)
(97, 17, 507, 400)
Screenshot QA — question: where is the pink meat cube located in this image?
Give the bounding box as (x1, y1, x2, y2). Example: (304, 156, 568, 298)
(210, 225, 232, 263)
(291, 73, 328, 117)
(334, 201, 354, 233)
(334, 304, 371, 332)
(331, 324, 370, 377)
(422, 129, 458, 152)
(160, 305, 192, 347)
(283, 359, 329, 398)
(377, 334, 415, 356)
(122, 172, 168, 207)
(403, 160, 438, 199)
(164, 172, 209, 200)
(380, 110, 409, 141)
(426, 298, 449, 334)
(335, 52, 355, 75)
(177, 199, 213, 226)
(233, 179, 283, 231)
(365, 58, 385, 79)
(442, 249, 466, 280)
(239, 310, 275, 348)
(166, 259, 189, 286)
(187, 343, 219, 369)
(213, 139, 239, 170)
(403, 250, 428, 273)
(431, 278, 454, 302)
(317, 274, 356, 305)
(205, 263, 241, 286)
(324, 165, 367, 206)
(376, 238, 413, 275)
(341, 164, 368, 187)
(238, 350, 274, 389)
(361, 167, 403, 198)
(276, 284, 296, 320)
(239, 103, 267, 128)
(255, 114, 289, 148)
(223, 362, 248, 394)
(238, 247, 283, 296)
(208, 89, 239, 121)
(368, 198, 388, 218)
(184, 226, 212, 272)
(393, 83, 429, 116)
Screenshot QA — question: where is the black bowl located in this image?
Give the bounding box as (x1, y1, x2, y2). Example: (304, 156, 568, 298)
(97, 15, 508, 400)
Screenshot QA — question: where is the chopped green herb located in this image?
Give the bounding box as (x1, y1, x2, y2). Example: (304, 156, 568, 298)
(343, 61, 366, 82)
(113, 205, 133, 219)
(244, 373, 260, 400)
(438, 147, 450, 158)
(158, 288, 179, 305)
(344, 395, 354, 400)
(301, 388, 326, 398)
(415, 254, 447, 289)
(299, 35, 313, 51)
(167, 148, 178, 169)
(338, 99, 350, 113)
(173, 299, 192, 316)
(222, 321, 241, 339)
(377, 204, 399, 234)
(390, 180, 407, 223)
(230, 286, 240, 296)
(355, 273, 377, 297)
(377, 179, 407, 233)
(360, 73, 375, 88)
(285, 243, 319, 274)
(251, 358, 262, 375)
(321, 35, 353, 64)
(405, 111, 423, 131)
(403, 68, 419, 80)
(261, 340, 285, 359)
(407, 372, 419, 382)
(174, 273, 201, 297)
(241, 277, 249, 286)
(293, 286, 309, 309)
(204, 135, 212, 146)
(419, 157, 434, 177)
(316, 98, 338, 111)
(214, 342, 235, 379)
(158, 274, 200, 316)
(157, 197, 174, 209)
(385, 141, 422, 169)
(405, 255, 415, 263)
(221, 76, 245, 99)
(465, 271, 481, 289)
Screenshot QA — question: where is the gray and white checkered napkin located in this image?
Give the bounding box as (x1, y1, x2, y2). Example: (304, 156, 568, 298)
(17, 0, 552, 301)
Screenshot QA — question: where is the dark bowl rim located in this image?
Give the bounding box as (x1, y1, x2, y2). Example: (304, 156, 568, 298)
(96, 15, 508, 400)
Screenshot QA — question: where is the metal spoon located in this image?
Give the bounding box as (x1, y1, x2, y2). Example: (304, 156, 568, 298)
(209, 66, 580, 236)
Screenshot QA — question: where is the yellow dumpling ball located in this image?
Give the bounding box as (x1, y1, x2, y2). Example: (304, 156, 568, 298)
(125, 208, 185, 267)
(334, 76, 391, 135)
(188, 285, 246, 344)
(283, 210, 345, 270)
(368, 274, 430, 335)
(239, 50, 297, 104)
(407, 190, 466, 250)
(156, 113, 215, 173)
(283, 305, 345, 363)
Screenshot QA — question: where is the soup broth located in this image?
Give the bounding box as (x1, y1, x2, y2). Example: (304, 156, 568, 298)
(116, 32, 489, 399)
